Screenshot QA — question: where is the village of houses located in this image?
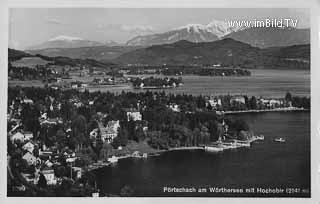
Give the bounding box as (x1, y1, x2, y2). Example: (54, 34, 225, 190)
(7, 86, 305, 195)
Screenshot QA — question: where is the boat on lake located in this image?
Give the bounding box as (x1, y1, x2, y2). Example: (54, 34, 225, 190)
(256, 135, 265, 140)
(274, 138, 286, 143)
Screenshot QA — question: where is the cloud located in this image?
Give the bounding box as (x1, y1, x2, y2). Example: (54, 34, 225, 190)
(45, 18, 67, 25)
(99, 23, 155, 35)
(9, 40, 22, 50)
(120, 25, 155, 33)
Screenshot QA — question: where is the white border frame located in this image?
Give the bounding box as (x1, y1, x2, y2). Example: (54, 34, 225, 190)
(1, 1, 319, 204)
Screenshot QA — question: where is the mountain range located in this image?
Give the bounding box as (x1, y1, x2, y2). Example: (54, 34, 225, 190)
(25, 22, 309, 62)
(8, 48, 115, 69)
(26, 45, 142, 61)
(27, 35, 122, 50)
(10, 37, 310, 70)
(125, 20, 309, 48)
(126, 20, 242, 46)
(223, 27, 309, 48)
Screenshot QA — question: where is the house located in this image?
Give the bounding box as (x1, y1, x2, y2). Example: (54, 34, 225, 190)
(22, 152, 37, 166)
(21, 173, 35, 184)
(208, 98, 222, 108)
(126, 110, 142, 121)
(105, 129, 117, 144)
(41, 166, 57, 185)
(24, 132, 33, 141)
(167, 103, 180, 112)
(269, 99, 282, 108)
(23, 98, 33, 104)
(39, 149, 53, 160)
(71, 83, 79, 89)
(81, 83, 88, 88)
(259, 98, 282, 108)
(72, 167, 82, 179)
(230, 96, 246, 104)
(44, 160, 54, 167)
(104, 120, 120, 143)
(10, 132, 25, 143)
(22, 141, 35, 153)
(89, 128, 99, 140)
(40, 118, 63, 126)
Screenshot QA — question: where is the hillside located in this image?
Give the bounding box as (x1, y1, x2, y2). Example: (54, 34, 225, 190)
(8, 48, 32, 61)
(113, 38, 310, 69)
(223, 27, 310, 48)
(261, 44, 310, 60)
(27, 35, 105, 50)
(26, 45, 142, 62)
(8, 48, 115, 68)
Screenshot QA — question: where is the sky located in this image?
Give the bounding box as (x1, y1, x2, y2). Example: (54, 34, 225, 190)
(9, 8, 310, 50)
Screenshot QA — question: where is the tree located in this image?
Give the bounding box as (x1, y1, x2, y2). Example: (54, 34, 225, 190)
(285, 92, 292, 102)
(249, 96, 257, 110)
(72, 114, 88, 150)
(37, 173, 47, 188)
(54, 165, 66, 178)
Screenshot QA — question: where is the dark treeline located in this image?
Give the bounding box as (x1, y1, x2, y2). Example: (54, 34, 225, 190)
(8, 63, 60, 81)
(131, 77, 183, 88)
(124, 65, 251, 76)
(158, 67, 251, 76)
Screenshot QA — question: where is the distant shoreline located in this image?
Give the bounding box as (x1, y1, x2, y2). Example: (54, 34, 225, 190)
(223, 107, 309, 115)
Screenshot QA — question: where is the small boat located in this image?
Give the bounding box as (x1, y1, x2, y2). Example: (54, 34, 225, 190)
(274, 138, 286, 143)
(256, 135, 265, 140)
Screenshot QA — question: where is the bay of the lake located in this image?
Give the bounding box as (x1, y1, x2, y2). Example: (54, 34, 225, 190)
(94, 111, 310, 197)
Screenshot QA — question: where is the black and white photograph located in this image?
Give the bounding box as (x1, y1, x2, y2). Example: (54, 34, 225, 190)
(3, 1, 318, 201)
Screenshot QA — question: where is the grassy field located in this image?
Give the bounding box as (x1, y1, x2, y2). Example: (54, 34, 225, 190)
(9, 80, 45, 87)
(11, 57, 52, 68)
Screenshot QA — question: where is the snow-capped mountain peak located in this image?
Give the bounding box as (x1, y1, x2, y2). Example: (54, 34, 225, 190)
(174, 20, 241, 37)
(175, 24, 206, 33)
(48, 35, 84, 42)
(125, 19, 245, 46)
(28, 35, 104, 50)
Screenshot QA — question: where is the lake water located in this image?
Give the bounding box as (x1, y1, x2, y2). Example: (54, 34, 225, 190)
(94, 111, 310, 197)
(87, 69, 310, 98)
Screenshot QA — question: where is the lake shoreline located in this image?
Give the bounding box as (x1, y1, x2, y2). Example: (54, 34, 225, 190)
(87, 136, 265, 172)
(223, 107, 308, 115)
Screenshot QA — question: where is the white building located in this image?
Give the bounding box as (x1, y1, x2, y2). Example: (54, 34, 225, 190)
(89, 128, 99, 140)
(10, 132, 25, 143)
(22, 152, 37, 166)
(41, 167, 57, 185)
(167, 103, 180, 112)
(230, 96, 246, 104)
(104, 120, 120, 143)
(24, 132, 33, 141)
(126, 111, 142, 121)
(22, 141, 35, 153)
(23, 98, 33, 104)
(208, 98, 222, 108)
